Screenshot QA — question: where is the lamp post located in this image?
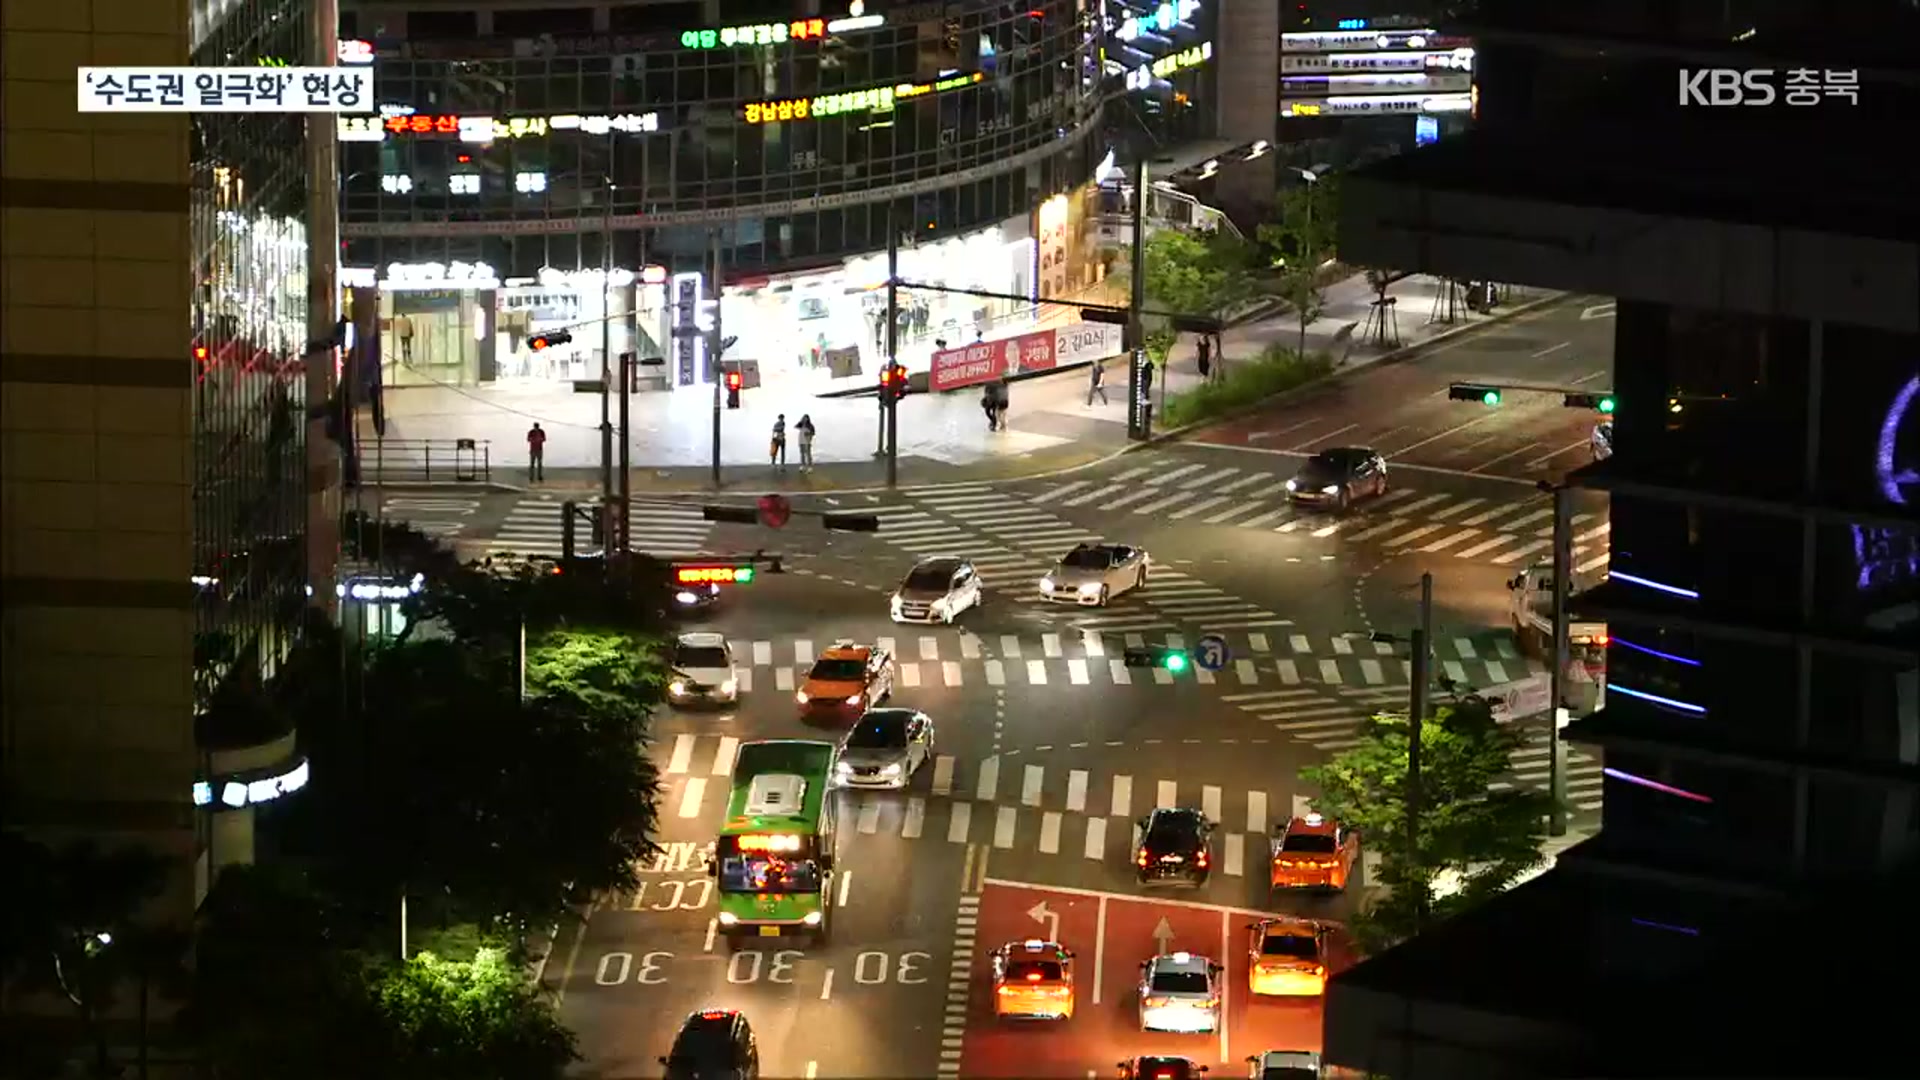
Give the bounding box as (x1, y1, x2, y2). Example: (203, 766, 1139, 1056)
(1284, 166, 1320, 360)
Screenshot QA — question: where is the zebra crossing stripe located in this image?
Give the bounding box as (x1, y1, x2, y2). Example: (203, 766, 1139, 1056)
(1169, 496, 1231, 519)
(1061, 483, 1127, 507)
(1202, 502, 1268, 525)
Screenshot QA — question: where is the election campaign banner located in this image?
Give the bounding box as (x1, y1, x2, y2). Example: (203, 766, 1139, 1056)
(929, 329, 1055, 392)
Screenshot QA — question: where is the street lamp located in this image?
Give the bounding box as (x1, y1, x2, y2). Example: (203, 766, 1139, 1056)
(1283, 165, 1328, 359)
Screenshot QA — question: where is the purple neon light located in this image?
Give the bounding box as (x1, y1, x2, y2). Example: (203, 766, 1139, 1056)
(1608, 636, 1702, 667)
(1604, 766, 1713, 804)
(1877, 375, 1916, 506)
(1608, 570, 1699, 600)
(1631, 918, 1701, 936)
(1607, 682, 1708, 714)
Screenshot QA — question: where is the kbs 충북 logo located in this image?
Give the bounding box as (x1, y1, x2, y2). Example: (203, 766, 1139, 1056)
(1677, 67, 1860, 107)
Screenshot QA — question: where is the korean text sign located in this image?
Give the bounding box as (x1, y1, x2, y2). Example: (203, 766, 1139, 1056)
(78, 67, 375, 113)
(929, 330, 1056, 392)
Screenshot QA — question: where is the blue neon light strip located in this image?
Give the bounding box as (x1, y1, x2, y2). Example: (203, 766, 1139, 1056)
(1631, 918, 1701, 936)
(1609, 570, 1700, 599)
(1603, 766, 1713, 804)
(1608, 636, 1702, 667)
(1607, 682, 1708, 714)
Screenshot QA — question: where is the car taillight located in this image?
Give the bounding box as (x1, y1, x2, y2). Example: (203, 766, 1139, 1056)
(1137, 851, 1149, 867)
(1196, 851, 1209, 868)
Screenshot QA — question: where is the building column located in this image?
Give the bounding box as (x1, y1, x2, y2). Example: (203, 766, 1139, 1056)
(306, 0, 342, 618)
(475, 289, 499, 381)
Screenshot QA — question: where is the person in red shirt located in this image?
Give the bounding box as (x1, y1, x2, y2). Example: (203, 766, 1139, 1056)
(526, 423, 547, 482)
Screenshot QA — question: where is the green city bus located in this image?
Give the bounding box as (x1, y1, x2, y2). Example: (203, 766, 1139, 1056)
(707, 739, 839, 946)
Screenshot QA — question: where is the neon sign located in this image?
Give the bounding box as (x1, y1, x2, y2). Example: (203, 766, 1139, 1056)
(1125, 42, 1212, 89)
(1855, 373, 1919, 592)
(735, 834, 803, 852)
(675, 565, 756, 584)
(193, 759, 311, 810)
(684, 20, 825, 49)
(342, 112, 661, 143)
(1117, 0, 1200, 41)
(743, 72, 981, 123)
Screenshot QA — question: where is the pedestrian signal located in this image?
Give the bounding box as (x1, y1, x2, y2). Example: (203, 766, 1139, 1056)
(1122, 646, 1188, 672)
(1564, 391, 1616, 413)
(529, 330, 574, 351)
(1449, 383, 1501, 406)
(726, 369, 742, 409)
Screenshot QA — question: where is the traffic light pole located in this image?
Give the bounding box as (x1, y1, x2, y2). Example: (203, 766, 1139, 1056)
(617, 350, 632, 554)
(884, 207, 900, 489)
(709, 229, 724, 491)
(1406, 571, 1432, 931)
(1548, 486, 1573, 837)
(1126, 157, 1150, 439)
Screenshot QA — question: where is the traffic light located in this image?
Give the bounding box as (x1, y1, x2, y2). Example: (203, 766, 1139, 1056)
(529, 330, 574, 351)
(889, 363, 909, 400)
(1449, 383, 1501, 406)
(822, 513, 881, 532)
(726, 369, 742, 409)
(1122, 645, 1189, 672)
(877, 363, 909, 402)
(1563, 391, 1616, 413)
(672, 564, 756, 585)
(702, 505, 760, 524)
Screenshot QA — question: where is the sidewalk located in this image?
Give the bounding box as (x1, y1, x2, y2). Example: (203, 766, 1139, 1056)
(363, 274, 1549, 494)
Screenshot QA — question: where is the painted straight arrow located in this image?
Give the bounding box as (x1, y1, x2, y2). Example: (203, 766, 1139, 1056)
(1027, 900, 1060, 942)
(1151, 915, 1176, 954)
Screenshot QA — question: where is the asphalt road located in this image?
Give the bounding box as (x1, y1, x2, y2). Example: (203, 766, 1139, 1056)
(1188, 295, 1617, 483)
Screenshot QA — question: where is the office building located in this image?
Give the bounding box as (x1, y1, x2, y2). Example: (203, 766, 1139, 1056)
(1325, 0, 1920, 1075)
(1, 0, 338, 939)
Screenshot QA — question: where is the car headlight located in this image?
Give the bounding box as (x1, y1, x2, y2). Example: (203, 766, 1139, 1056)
(801, 911, 823, 926)
(717, 912, 738, 925)
(845, 694, 862, 705)
(879, 763, 902, 777)
(1078, 582, 1102, 596)
(720, 678, 737, 696)
(835, 761, 853, 774)
(1321, 485, 1339, 495)
(890, 593, 902, 609)
(675, 590, 699, 604)
(1285, 479, 1298, 492)
(1039, 577, 1055, 592)
(669, 680, 687, 696)
(795, 690, 810, 704)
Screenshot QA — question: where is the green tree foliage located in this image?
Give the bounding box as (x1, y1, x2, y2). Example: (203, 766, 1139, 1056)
(1301, 698, 1551, 955)
(1114, 229, 1258, 324)
(371, 949, 578, 1080)
(1256, 176, 1342, 357)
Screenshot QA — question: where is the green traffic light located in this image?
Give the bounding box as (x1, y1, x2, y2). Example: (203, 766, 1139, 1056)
(1481, 390, 1501, 406)
(1164, 653, 1188, 672)
(734, 567, 755, 583)
(1596, 396, 1616, 414)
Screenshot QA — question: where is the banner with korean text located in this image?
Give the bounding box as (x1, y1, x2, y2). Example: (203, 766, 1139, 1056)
(928, 322, 1125, 392)
(78, 67, 374, 112)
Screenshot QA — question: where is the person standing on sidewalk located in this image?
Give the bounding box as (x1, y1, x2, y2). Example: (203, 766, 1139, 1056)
(980, 384, 1000, 431)
(1086, 360, 1109, 406)
(770, 414, 788, 469)
(795, 414, 816, 472)
(993, 376, 1011, 430)
(1196, 336, 1213, 382)
(394, 313, 414, 362)
(525, 422, 547, 482)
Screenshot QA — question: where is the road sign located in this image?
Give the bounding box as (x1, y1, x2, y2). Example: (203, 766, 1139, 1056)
(1481, 674, 1551, 722)
(1193, 634, 1230, 672)
(757, 493, 791, 529)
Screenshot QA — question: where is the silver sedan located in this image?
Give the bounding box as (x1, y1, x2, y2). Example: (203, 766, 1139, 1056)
(1038, 543, 1149, 607)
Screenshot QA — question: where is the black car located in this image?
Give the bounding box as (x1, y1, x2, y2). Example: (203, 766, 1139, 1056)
(1285, 446, 1389, 511)
(1133, 808, 1214, 886)
(660, 1009, 758, 1080)
(1120, 1055, 1208, 1080)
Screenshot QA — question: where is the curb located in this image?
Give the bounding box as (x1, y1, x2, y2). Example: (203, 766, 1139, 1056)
(1130, 289, 1574, 453)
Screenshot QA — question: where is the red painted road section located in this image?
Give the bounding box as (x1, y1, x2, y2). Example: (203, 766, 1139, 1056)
(961, 881, 1350, 1078)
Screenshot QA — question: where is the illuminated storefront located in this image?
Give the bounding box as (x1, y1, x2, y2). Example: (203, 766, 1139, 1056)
(1278, 15, 1476, 145)
(1104, 0, 1219, 142)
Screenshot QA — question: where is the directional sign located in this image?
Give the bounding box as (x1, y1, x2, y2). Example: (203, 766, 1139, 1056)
(1194, 634, 1230, 672)
(1026, 900, 1059, 942)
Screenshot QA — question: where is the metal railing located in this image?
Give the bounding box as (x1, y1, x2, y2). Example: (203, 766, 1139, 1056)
(363, 438, 492, 485)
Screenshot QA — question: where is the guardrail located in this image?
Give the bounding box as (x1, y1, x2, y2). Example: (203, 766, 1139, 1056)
(362, 438, 492, 485)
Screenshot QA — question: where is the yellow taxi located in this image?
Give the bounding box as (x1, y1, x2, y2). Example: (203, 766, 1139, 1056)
(795, 640, 895, 722)
(1245, 917, 1329, 997)
(990, 939, 1075, 1020)
(1269, 812, 1359, 894)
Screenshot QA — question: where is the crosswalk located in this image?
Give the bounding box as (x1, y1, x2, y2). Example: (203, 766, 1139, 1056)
(872, 487, 1293, 632)
(652, 732, 1600, 865)
(682, 628, 1535, 691)
(1017, 464, 1613, 574)
(486, 495, 714, 558)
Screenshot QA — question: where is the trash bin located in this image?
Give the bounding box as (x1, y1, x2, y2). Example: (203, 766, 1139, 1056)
(454, 437, 479, 483)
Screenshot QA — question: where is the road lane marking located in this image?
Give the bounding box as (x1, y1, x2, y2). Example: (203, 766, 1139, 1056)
(795, 639, 815, 666)
(1084, 816, 1106, 859)
(1022, 765, 1044, 806)
(857, 800, 880, 834)
(1026, 659, 1048, 684)
(1247, 791, 1268, 833)
(1277, 659, 1300, 683)
(904, 797, 926, 838)
(959, 632, 982, 659)
(1530, 340, 1570, 358)
(1109, 659, 1131, 684)
(1429, 496, 1485, 520)
(1042, 632, 1063, 656)
(1156, 780, 1177, 809)
(1331, 635, 1353, 655)
(901, 664, 922, 688)
(1066, 769, 1089, 812)
(1485, 660, 1510, 682)
(1039, 812, 1062, 854)
(1218, 910, 1233, 1064)
(931, 756, 955, 796)
(666, 734, 695, 774)
(1383, 523, 1447, 546)
(1491, 539, 1552, 564)
(1202, 785, 1222, 822)
(839, 868, 854, 907)
(976, 756, 1000, 800)
(752, 641, 773, 665)
(703, 736, 735, 776)
(984, 659, 1006, 685)
(704, 918, 716, 953)
(1318, 659, 1341, 683)
(948, 802, 972, 843)
(994, 807, 1017, 848)
(943, 661, 962, 686)
(1360, 659, 1386, 684)
(1069, 658, 1090, 684)
(1288, 421, 1357, 451)
(677, 778, 705, 818)
(1000, 634, 1022, 657)
(1454, 534, 1518, 558)
(1092, 896, 1109, 1005)
(820, 967, 835, 1001)
(1235, 659, 1258, 683)
(1224, 833, 1244, 877)
(1111, 775, 1133, 817)
(776, 667, 795, 691)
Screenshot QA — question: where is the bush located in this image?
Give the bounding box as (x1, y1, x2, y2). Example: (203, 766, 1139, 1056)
(1161, 344, 1334, 429)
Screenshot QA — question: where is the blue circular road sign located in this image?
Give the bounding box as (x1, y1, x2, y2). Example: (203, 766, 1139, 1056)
(1194, 634, 1231, 672)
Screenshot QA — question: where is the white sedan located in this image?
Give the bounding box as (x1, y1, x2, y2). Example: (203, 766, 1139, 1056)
(1039, 543, 1150, 607)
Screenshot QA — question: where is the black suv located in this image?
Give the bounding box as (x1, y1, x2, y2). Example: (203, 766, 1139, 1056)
(659, 1009, 758, 1080)
(1133, 807, 1213, 887)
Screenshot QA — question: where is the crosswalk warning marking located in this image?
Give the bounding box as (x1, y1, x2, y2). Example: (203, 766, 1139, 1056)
(1504, 509, 1554, 531)
(1201, 502, 1263, 525)
(947, 802, 971, 844)
(678, 778, 706, 819)
(752, 641, 773, 666)
(1575, 522, 1612, 542)
(958, 633, 983, 659)
(1152, 667, 1174, 685)
(943, 661, 963, 686)
(775, 668, 796, 691)
(993, 807, 1017, 849)
(667, 734, 696, 775)
(1453, 534, 1515, 559)
(1485, 660, 1510, 682)
(1080, 630, 1105, 656)
(1372, 639, 1396, 656)
(1330, 635, 1353, 655)
(903, 798, 926, 839)
(1385, 523, 1447, 547)
(1240, 505, 1293, 528)
(1495, 638, 1519, 659)
(1022, 765, 1045, 807)
(1027, 660, 1048, 685)
(1110, 775, 1132, 817)
(1133, 491, 1196, 516)
(1346, 518, 1409, 543)
(1109, 466, 1154, 484)
(1428, 496, 1486, 520)
(1201, 784, 1222, 822)
(1492, 540, 1552, 564)
(1061, 483, 1127, 507)
(1310, 521, 1346, 539)
(1217, 472, 1275, 494)
(857, 800, 882, 835)
(1223, 835, 1245, 878)
(1123, 632, 1146, 648)
(1248, 633, 1270, 653)
(1454, 637, 1479, 659)
(1164, 631, 1187, 650)
(1033, 480, 1093, 501)
(1156, 779, 1178, 810)
(713, 737, 739, 776)
(1389, 492, 1451, 514)
(1288, 634, 1311, 653)
(877, 636, 897, 657)
(1195, 667, 1216, 685)
(1068, 659, 1091, 685)
(1318, 659, 1342, 683)
(1000, 635, 1023, 658)
(1444, 660, 1469, 684)
(1083, 816, 1107, 859)
(931, 756, 956, 796)
(901, 664, 923, 688)
(1235, 659, 1258, 683)
(1419, 529, 1480, 553)
(1169, 495, 1231, 519)
(1038, 811, 1063, 854)
(984, 660, 1006, 686)
(975, 756, 1000, 801)
(1066, 770, 1089, 813)
(1458, 502, 1523, 527)
(1576, 553, 1612, 574)
(919, 636, 940, 660)
(1154, 463, 1211, 485)
(1109, 660, 1131, 685)
(1247, 791, 1268, 833)
(1360, 659, 1386, 685)
(1277, 659, 1301, 683)
(1042, 633, 1063, 657)
(737, 668, 754, 693)
(796, 639, 816, 666)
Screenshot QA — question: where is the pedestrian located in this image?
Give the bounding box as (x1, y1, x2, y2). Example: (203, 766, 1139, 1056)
(394, 312, 414, 362)
(526, 422, 546, 482)
(770, 413, 788, 468)
(1197, 336, 1213, 382)
(981, 384, 999, 431)
(796, 414, 816, 471)
(1087, 360, 1108, 406)
(994, 376, 1011, 430)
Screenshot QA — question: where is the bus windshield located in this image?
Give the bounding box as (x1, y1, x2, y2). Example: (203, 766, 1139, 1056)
(718, 854, 823, 895)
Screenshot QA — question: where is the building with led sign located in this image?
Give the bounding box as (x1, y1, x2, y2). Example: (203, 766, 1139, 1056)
(336, 0, 1104, 390)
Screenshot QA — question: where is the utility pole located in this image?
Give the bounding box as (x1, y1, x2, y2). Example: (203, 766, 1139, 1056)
(1548, 487, 1573, 837)
(709, 229, 724, 490)
(617, 348, 632, 556)
(1125, 157, 1149, 439)
(884, 205, 900, 488)
(1406, 571, 1433, 929)
(598, 174, 615, 504)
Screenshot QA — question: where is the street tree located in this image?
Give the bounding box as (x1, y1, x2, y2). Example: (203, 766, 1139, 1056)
(368, 948, 579, 1080)
(1301, 698, 1552, 954)
(1256, 175, 1341, 358)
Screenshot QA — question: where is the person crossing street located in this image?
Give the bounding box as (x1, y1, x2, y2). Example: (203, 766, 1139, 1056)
(1087, 360, 1109, 406)
(769, 414, 788, 469)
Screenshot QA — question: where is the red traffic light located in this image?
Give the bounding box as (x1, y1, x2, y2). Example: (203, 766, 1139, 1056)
(878, 367, 895, 384)
(529, 329, 574, 352)
(673, 564, 755, 585)
(726, 370, 742, 389)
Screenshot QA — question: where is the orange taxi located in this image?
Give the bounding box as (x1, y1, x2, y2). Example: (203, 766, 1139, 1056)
(990, 939, 1075, 1020)
(795, 640, 895, 722)
(1269, 812, 1359, 894)
(1245, 918, 1329, 997)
